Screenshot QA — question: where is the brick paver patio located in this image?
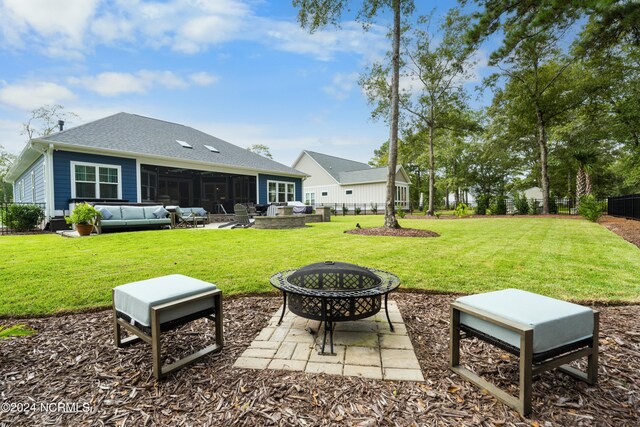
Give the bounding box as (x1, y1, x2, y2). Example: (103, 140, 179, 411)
(233, 301, 425, 382)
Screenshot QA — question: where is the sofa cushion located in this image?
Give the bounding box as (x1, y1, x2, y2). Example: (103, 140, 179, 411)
(121, 206, 146, 220)
(96, 205, 123, 220)
(193, 207, 207, 216)
(457, 289, 594, 354)
(100, 220, 127, 227)
(125, 219, 155, 226)
(95, 206, 113, 220)
(113, 274, 217, 327)
(153, 206, 170, 219)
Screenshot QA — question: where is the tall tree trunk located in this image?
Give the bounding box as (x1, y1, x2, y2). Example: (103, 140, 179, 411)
(585, 172, 592, 195)
(427, 124, 435, 216)
(576, 167, 586, 200)
(535, 106, 550, 214)
(384, 0, 401, 229)
(445, 183, 450, 210)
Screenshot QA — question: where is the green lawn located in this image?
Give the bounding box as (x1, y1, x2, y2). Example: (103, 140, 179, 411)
(1, 216, 639, 317)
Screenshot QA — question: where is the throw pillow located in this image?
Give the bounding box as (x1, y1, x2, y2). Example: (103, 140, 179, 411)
(153, 206, 169, 219)
(96, 206, 112, 220)
(195, 207, 207, 216)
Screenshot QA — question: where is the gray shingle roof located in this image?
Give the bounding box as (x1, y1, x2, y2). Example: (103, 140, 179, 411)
(303, 150, 372, 182)
(37, 113, 305, 177)
(338, 167, 389, 184)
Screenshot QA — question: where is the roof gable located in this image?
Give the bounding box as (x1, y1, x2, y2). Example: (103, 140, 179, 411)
(35, 113, 305, 177)
(301, 150, 372, 182)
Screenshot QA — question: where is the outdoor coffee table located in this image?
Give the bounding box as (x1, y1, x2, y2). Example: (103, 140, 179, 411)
(270, 261, 401, 354)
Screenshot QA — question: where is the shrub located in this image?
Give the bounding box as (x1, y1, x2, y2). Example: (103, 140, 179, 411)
(578, 195, 606, 222)
(355, 207, 361, 215)
(370, 202, 378, 214)
(397, 208, 406, 219)
(549, 196, 558, 214)
(493, 195, 507, 215)
(513, 193, 529, 215)
(454, 203, 469, 218)
(342, 204, 349, 216)
(0, 204, 45, 232)
(65, 203, 101, 225)
(475, 194, 490, 215)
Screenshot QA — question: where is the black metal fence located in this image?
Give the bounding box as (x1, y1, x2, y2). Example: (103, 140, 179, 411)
(315, 202, 411, 215)
(314, 198, 579, 215)
(608, 194, 640, 220)
(0, 202, 48, 235)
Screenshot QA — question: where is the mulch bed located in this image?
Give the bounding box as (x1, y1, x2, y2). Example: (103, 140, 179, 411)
(598, 215, 640, 249)
(1, 293, 638, 426)
(345, 227, 439, 238)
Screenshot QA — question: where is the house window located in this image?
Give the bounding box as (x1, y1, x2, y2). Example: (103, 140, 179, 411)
(345, 189, 353, 195)
(71, 162, 121, 199)
(321, 191, 328, 197)
(395, 185, 408, 205)
(305, 192, 315, 205)
(268, 180, 295, 203)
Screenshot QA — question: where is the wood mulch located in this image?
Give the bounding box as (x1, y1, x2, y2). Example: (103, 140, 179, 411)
(345, 227, 439, 238)
(1, 293, 638, 426)
(598, 215, 640, 249)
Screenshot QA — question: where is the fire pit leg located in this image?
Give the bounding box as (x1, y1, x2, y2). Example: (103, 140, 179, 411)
(277, 292, 287, 325)
(321, 319, 335, 355)
(385, 293, 395, 332)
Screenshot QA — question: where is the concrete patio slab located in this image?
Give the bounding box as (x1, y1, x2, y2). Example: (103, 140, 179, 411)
(233, 300, 424, 382)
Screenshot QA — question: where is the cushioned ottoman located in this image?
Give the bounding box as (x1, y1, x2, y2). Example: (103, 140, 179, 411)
(113, 274, 223, 379)
(450, 289, 598, 416)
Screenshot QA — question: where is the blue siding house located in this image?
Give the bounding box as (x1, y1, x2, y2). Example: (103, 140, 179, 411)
(6, 113, 307, 220)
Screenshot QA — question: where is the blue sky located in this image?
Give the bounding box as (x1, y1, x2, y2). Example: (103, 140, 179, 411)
(0, 0, 495, 166)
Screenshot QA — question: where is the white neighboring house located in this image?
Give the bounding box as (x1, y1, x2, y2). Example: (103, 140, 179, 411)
(292, 150, 411, 211)
(523, 186, 543, 200)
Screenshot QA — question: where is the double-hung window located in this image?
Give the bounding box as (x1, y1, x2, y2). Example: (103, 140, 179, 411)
(268, 180, 295, 203)
(72, 162, 121, 199)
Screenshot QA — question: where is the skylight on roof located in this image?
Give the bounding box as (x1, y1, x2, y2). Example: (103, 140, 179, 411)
(176, 139, 192, 148)
(204, 145, 220, 153)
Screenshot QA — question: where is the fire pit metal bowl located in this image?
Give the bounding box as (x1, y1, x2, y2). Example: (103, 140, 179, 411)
(270, 261, 401, 354)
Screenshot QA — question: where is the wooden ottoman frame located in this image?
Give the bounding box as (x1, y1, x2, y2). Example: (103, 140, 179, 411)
(113, 288, 223, 380)
(450, 301, 598, 416)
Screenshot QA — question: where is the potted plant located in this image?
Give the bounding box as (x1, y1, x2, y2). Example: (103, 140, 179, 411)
(65, 203, 101, 236)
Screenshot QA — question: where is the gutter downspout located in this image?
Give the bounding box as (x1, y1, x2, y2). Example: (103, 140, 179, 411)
(46, 144, 55, 219)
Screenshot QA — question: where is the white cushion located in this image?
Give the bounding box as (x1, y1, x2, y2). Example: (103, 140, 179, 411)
(113, 274, 217, 327)
(457, 289, 594, 354)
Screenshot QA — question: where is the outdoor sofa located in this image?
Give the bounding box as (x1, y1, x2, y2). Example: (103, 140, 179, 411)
(94, 204, 171, 233)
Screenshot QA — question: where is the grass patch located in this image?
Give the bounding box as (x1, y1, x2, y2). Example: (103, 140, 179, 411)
(1, 216, 639, 317)
(0, 324, 36, 338)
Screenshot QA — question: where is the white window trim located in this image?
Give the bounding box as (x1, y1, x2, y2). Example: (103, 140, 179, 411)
(31, 170, 36, 202)
(267, 179, 296, 203)
(70, 161, 122, 199)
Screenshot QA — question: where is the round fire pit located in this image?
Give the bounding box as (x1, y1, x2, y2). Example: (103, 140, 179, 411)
(270, 261, 401, 354)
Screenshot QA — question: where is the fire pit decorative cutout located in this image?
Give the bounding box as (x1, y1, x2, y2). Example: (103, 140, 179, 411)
(270, 261, 401, 354)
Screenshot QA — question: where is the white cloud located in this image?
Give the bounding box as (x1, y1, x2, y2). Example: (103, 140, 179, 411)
(324, 72, 359, 100)
(0, 0, 388, 62)
(262, 20, 387, 62)
(1, 0, 99, 57)
(0, 82, 76, 111)
(189, 72, 218, 86)
(67, 70, 207, 96)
